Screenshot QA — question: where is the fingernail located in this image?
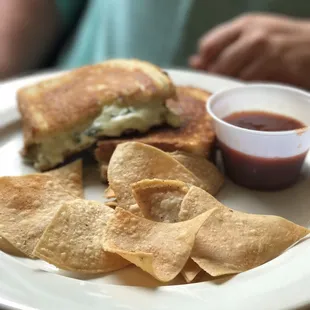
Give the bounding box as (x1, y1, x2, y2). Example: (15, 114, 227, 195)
(188, 55, 200, 68)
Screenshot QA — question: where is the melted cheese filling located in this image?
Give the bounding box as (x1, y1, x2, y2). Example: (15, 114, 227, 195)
(31, 101, 180, 169)
(31, 124, 95, 170)
(84, 101, 180, 137)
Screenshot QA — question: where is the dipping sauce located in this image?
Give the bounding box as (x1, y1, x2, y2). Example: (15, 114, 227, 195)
(219, 111, 307, 190)
(224, 111, 305, 132)
(218, 141, 307, 190)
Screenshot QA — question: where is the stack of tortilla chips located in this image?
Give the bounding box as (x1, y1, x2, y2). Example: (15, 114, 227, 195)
(1, 143, 309, 283)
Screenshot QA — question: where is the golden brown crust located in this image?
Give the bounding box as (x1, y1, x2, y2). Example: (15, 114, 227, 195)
(95, 86, 215, 163)
(18, 59, 176, 147)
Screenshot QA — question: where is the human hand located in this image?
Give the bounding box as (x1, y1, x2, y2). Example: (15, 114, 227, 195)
(189, 14, 310, 89)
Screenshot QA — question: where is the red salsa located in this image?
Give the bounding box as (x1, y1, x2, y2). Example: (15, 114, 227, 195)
(219, 111, 307, 191)
(224, 111, 305, 132)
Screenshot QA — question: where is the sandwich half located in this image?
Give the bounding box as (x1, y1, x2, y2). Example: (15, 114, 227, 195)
(95, 86, 215, 179)
(18, 59, 179, 170)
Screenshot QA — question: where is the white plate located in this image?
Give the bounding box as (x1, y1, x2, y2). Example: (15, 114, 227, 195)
(1, 70, 310, 310)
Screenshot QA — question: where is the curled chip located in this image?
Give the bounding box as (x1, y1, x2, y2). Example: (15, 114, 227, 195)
(132, 179, 189, 222)
(103, 207, 215, 282)
(108, 142, 207, 209)
(45, 159, 84, 198)
(132, 179, 201, 282)
(170, 151, 224, 196)
(180, 186, 310, 276)
(0, 163, 82, 257)
(34, 199, 129, 273)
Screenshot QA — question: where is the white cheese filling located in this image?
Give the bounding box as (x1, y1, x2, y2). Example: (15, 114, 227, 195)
(32, 101, 180, 169)
(84, 101, 180, 137)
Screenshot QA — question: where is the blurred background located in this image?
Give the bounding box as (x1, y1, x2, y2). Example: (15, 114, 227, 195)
(1, 0, 310, 88)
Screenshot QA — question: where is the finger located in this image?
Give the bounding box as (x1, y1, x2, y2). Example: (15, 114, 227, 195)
(207, 32, 269, 77)
(188, 55, 203, 69)
(198, 21, 242, 67)
(239, 57, 274, 81)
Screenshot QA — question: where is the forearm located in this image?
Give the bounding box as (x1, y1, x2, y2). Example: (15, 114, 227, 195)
(0, 0, 62, 79)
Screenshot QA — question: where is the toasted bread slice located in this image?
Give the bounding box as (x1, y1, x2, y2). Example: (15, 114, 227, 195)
(95, 86, 215, 178)
(18, 59, 178, 171)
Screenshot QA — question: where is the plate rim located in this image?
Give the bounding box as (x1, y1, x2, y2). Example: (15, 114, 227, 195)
(1, 69, 310, 310)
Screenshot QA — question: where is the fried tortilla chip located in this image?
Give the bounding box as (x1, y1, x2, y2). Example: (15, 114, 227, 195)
(132, 179, 201, 282)
(132, 179, 189, 222)
(0, 236, 26, 257)
(180, 186, 310, 276)
(108, 142, 206, 209)
(178, 186, 222, 221)
(182, 259, 202, 283)
(45, 159, 84, 198)
(171, 151, 224, 196)
(0, 174, 77, 257)
(103, 187, 117, 208)
(34, 199, 129, 273)
(104, 187, 116, 199)
(105, 201, 118, 208)
(103, 207, 215, 282)
(126, 204, 143, 216)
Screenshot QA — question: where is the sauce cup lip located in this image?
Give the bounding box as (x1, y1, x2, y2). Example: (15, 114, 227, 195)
(206, 83, 310, 137)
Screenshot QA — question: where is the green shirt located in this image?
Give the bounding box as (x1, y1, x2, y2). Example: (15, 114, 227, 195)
(56, 0, 310, 69)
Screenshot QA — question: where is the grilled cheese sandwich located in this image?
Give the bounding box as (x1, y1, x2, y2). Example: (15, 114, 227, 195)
(18, 59, 179, 170)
